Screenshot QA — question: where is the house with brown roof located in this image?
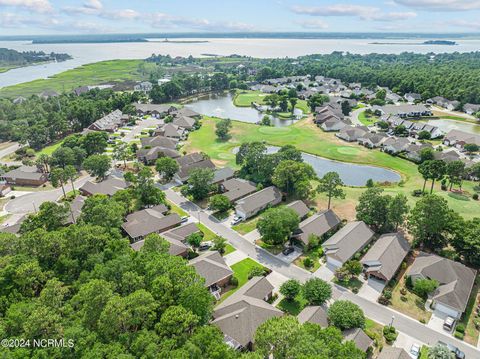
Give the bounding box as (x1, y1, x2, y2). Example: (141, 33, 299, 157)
(189, 251, 233, 298)
(122, 204, 181, 240)
(377, 347, 411, 359)
(140, 136, 177, 149)
(444, 129, 480, 150)
(219, 178, 257, 203)
(64, 195, 86, 225)
(79, 176, 129, 197)
(407, 252, 477, 319)
(136, 147, 181, 164)
(286, 200, 310, 220)
(172, 115, 196, 130)
(342, 328, 374, 353)
(134, 103, 175, 118)
(173, 153, 216, 184)
(234, 186, 282, 220)
(0, 165, 48, 186)
(292, 209, 341, 246)
(297, 306, 328, 327)
(155, 123, 186, 140)
(212, 276, 282, 350)
(336, 125, 368, 142)
(361, 233, 410, 282)
(88, 109, 129, 132)
(322, 221, 374, 268)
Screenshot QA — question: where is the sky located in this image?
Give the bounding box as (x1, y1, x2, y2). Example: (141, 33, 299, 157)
(1, 0, 480, 35)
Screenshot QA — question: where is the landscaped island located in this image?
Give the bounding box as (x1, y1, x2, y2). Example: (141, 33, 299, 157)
(0, 48, 71, 73)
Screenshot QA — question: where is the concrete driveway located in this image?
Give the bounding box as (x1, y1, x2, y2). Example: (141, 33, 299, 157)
(224, 250, 247, 266)
(276, 246, 303, 264)
(427, 310, 452, 335)
(121, 117, 164, 143)
(394, 332, 425, 358)
(265, 271, 289, 293)
(313, 263, 336, 281)
(244, 229, 261, 243)
(358, 277, 385, 302)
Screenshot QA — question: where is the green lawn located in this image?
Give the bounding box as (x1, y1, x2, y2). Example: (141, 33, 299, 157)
(223, 244, 236, 256)
(365, 318, 386, 354)
(0, 60, 144, 98)
(35, 140, 63, 156)
(459, 278, 479, 345)
(167, 201, 188, 217)
(219, 258, 266, 302)
(198, 223, 217, 241)
(232, 217, 259, 235)
(184, 117, 479, 220)
(358, 111, 379, 126)
(277, 295, 308, 315)
(389, 276, 432, 323)
(333, 277, 363, 292)
(233, 90, 311, 115)
(419, 346, 429, 359)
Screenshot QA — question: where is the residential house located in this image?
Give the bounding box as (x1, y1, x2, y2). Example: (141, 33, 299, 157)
(134, 103, 176, 118)
(377, 347, 411, 359)
(173, 153, 216, 184)
(322, 221, 374, 268)
(219, 178, 257, 203)
(40, 90, 59, 99)
(373, 104, 432, 118)
(170, 107, 201, 118)
(13, 96, 26, 105)
(336, 125, 368, 142)
(189, 251, 233, 299)
(361, 233, 410, 283)
(172, 115, 196, 130)
(297, 306, 328, 327)
(382, 137, 411, 155)
(430, 96, 461, 111)
(0, 165, 48, 186)
(407, 252, 477, 319)
(0, 215, 26, 235)
(410, 122, 443, 139)
(140, 135, 177, 149)
(286, 200, 310, 220)
(292, 209, 341, 247)
(404, 93, 422, 103)
(122, 205, 181, 241)
(386, 92, 402, 104)
(88, 109, 129, 132)
(434, 150, 461, 163)
(321, 118, 350, 132)
(444, 129, 480, 149)
(134, 81, 153, 92)
(342, 328, 374, 353)
(79, 176, 129, 196)
(358, 132, 388, 148)
(234, 186, 282, 220)
(212, 276, 282, 350)
(404, 142, 433, 162)
(64, 195, 86, 225)
(155, 123, 186, 140)
(463, 103, 480, 116)
(211, 167, 235, 185)
(136, 147, 181, 164)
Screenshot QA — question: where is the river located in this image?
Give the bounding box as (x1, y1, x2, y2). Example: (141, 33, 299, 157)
(2, 37, 480, 88)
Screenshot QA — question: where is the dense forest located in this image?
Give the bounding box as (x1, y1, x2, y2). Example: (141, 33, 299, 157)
(249, 52, 480, 104)
(0, 89, 140, 149)
(0, 48, 71, 67)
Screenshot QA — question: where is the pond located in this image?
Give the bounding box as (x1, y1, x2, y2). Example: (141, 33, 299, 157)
(233, 146, 402, 186)
(420, 118, 480, 135)
(184, 92, 299, 127)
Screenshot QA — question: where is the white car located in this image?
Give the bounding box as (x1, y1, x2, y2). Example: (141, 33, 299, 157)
(231, 216, 243, 225)
(410, 343, 420, 359)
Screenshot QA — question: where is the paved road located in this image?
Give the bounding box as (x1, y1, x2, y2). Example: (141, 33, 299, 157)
(350, 107, 367, 126)
(0, 142, 20, 164)
(122, 118, 164, 143)
(5, 175, 91, 214)
(165, 188, 480, 358)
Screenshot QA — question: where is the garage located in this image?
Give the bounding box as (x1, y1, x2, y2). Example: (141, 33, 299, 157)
(433, 302, 461, 319)
(326, 256, 343, 269)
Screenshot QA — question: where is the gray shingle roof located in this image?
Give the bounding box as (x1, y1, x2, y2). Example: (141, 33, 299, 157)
(407, 252, 477, 313)
(235, 186, 282, 214)
(322, 221, 374, 264)
(130, 235, 188, 256)
(79, 176, 129, 196)
(297, 306, 328, 327)
(361, 233, 410, 281)
(343, 328, 373, 352)
(163, 222, 200, 242)
(221, 178, 257, 202)
(140, 136, 177, 149)
(189, 251, 233, 287)
(122, 205, 180, 239)
(211, 167, 235, 184)
(1, 166, 46, 181)
(294, 209, 341, 245)
(377, 347, 411, 359)
(286, 200, 310, 219)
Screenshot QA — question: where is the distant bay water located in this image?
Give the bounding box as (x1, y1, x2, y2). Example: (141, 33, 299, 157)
(2, 36, 480, 88)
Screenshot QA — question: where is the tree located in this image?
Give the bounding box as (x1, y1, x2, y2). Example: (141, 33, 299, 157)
(464, 143, 479, 154)
(393, 125, 408, 136)
(408, 194, 452, 249)
(307, 93, 329, 112)
(209, 194, 231, 213)
(215, 118, 232, 141)
(36, 153, 50, 173)
(155, 157, 180, 182)
(428, 343, 455, 359)
(50, 146, 75, 168)
(427, 160, 446, 194)
(317, 172, 346, 209)
(130, 165, 166, 207)
(186, 232, 203, 252)
(413, 278, 439, 298)
(185, 167, 214, 201)
(302, 278, 332, 305)
(254, 316, 301, 359)
(451, 218, 480, 266)
(272, 160, 317, 199)
(419, 147, 434, 163)
(50, 167, 69, 199)
(355, 187, 392, 232)
(64, 164, 78, 193)
(20, 202, 69, 233)
(418, 130, 431, 140)
(341, 101, 351, 116)
(279, 279, 301, 301)
(289, 97, 298, 113)
(79, 194, 126, 230)
(212, 236, 227, 255)
(260, 115, 271, 126)
(81, 131, 108, 156)
(83, 154, 111, 179)
(256, 206, 300, 245)
(328, 300, 365, 330)
(113, 142, 130, 168)
(388, 193, 409, 230)
(445, 160, 465, 191)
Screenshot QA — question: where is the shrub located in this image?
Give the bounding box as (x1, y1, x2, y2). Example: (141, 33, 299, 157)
(413, 278, 439, 298)
(400, 295, 408, 302)
(454, 331, 464, 340)
(383, 325, 398, 344)
(248, 267, 267, 279)
(230, 276, 239, 287)
(473, 193, 479, 200)
(303, 257, 314, 268)
(419, 318, 426, 324)
(383, 290, 392, 300)
(412, 189, 423, 197)
(455, 323, 465, 333)
(303, 278, 332, 305)
(352, 287, 359, 294)
(328, 300, 365, 330)
(400, 288, 407, 295)
(378, 296, 390, 305)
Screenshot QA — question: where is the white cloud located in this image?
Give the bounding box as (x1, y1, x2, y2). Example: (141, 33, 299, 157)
(296, 19, 329, 29)
(394, 0, 480, 11)
(448, 19, 480, 29)
(63, 0, 139, 20)
(0, 0, 53, 13)
(291, 4, 416, 22)
(84, 0, 102, 10)
(149, 13, 255, 32)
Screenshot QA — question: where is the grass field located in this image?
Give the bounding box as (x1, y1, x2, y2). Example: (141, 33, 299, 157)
(234, 90, 311, 115)
(358, 111, 379, 126)
(0, 59, 143, 98)
(184, 117, 480, 220)
(35, 140, 64, 156)
(219, 258, 266, 302)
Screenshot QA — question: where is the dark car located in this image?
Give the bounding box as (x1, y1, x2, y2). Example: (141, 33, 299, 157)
(282, 246, 295, 256)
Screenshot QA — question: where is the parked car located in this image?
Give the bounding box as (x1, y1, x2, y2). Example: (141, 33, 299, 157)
(443, 316, 456, 331)
(180, 216, 189, 223)
(231, 216, 243, 225)
(410, 343, 420, 359)
(437, 341, 465, 359)
(282, 246, 295, 256)
(199, 241, 213, 251)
